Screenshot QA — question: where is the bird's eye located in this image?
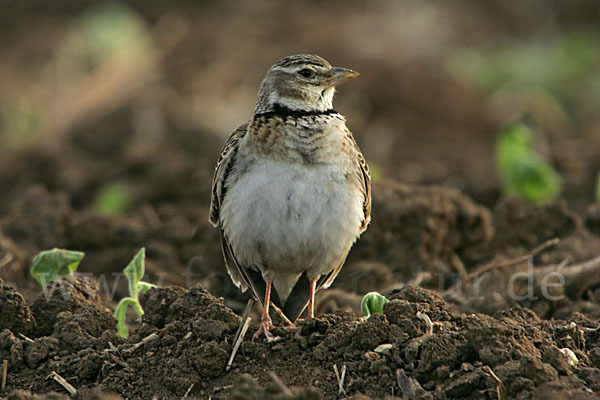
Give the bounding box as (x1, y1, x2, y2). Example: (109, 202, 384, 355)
(298, 68, 314, 78)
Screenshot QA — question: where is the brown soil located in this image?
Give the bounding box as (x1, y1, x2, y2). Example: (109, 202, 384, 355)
(2, 276, 600, 399)
(2, 1, 600, 399)
(2, 172, 600, 399)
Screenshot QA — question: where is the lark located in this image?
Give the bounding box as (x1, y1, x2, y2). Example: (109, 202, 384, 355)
(209, 54, 371, 339)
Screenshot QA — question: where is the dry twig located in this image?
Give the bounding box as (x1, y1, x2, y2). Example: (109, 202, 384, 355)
(416, 312, 433, 336)
(181, 383, 194, 399)
(2, 359, 7, 391)
(472, 238, 559, 280)
(48, 371, 77, 396)
(18, 333, 34, 343)
(483, 366, 507, 400)
(510, 254, 600, 300)
(333, 364, 347, 395)
(130, 332, 159, 351)
(444, 238, 560, 296)
(556, 254, 600, 299)
(212, 384, 233, 393)
(226, 313, 252, 371)
(270, 302, 295, 327)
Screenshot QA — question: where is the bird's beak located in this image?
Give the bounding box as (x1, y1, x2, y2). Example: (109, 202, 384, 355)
(323, 67, 359, 88)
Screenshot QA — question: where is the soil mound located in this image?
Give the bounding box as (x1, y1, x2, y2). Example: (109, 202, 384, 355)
(2, 280, 600, 398)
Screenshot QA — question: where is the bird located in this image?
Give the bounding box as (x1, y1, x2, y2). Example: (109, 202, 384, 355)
(209, 54, 371, 339)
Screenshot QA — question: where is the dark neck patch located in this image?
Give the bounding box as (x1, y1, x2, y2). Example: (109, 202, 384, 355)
(254, 103, 339, 120)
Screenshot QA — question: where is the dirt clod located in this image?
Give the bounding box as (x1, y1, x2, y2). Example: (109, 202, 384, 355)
(0, 279, 35, 335)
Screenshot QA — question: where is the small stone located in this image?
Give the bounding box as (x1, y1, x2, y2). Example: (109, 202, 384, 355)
(364, 351, 380, 362)
(559, 348, 578, 367)
(460, 362, 474, 372)
(374, 343, 393, 354)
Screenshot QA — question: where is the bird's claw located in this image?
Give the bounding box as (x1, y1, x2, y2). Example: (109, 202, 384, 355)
(252, 318, 274, 341)
(282, 324, 300, 333)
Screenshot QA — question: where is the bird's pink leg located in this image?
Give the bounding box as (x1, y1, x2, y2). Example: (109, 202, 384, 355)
(282, 279, 317, 335)
(252, 280, 274, 340)
(307, 279, 317, 319)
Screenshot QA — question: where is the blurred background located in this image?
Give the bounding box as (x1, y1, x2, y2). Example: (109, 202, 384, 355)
(1, 0, 600, 308)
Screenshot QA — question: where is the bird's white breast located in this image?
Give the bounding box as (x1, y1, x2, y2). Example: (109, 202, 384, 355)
(220, 157, 364, 295)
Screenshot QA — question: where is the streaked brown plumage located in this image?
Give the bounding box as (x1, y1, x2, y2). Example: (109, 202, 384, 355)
(209, 54, 370, 339)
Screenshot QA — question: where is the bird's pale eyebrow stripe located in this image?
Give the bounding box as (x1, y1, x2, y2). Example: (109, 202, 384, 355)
(271, 65, 320, 74)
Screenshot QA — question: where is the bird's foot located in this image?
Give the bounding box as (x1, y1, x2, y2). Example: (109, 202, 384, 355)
(282, 324, 301, 334)
(252, 317, 275, 341)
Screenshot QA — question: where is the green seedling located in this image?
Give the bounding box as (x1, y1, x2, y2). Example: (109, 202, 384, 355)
(114, 248, 156, 338)
(30, 248, 85, 286)
(94, 183, 129, 215)
(361, 292, 389, 317)
(495, 123, 562, 204)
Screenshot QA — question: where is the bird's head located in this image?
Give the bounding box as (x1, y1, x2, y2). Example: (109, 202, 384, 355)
(254, 54, 359, 114)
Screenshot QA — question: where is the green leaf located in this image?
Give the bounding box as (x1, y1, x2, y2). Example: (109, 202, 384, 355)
(94, 183, 129, 215)
(137, 281, 156, 294)
(30, 249, 85, 286)
(130, 300, 144, 316)
(123, 248, 146, 297)
(114, 297, 139, 338)
(495, 123, 562, 204)
(114, 248, 155, 338)
(361, 292, 390, 317)
(115, 319, 128, 338)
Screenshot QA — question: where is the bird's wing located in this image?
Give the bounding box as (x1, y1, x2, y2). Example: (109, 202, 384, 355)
(220, 230, 262, 300)
(350, 132, 371, 233)
(208, 124, 262, 299)
(209, 124, 248, 227)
